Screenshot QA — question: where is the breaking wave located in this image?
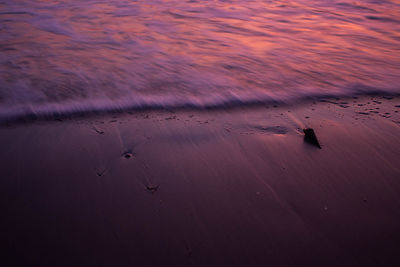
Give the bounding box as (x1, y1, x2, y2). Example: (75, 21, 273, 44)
(1, 0, 400, 120)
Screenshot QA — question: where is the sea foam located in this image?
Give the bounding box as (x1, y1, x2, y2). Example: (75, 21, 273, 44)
(1, 0, 400, 119)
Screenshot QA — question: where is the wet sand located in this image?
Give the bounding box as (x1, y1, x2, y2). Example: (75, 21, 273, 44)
(2, 96, 400, 266)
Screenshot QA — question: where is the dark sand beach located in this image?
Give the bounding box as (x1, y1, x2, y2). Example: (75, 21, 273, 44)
(2, 0, 400, 265)
(2, 96, 400, 266)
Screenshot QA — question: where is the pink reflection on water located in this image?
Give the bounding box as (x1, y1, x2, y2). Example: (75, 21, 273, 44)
(0, 0, 400, 115)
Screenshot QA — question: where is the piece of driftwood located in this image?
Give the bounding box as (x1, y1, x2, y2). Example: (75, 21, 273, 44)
(303, 128, 321, 149)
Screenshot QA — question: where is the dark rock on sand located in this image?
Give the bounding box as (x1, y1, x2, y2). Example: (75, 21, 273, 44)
(303, 128, 321, 149)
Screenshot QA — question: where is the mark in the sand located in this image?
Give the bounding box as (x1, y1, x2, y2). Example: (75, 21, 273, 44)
(395, 105, 400, 108)
(253, 125, 288, 135)
(164, 132, 212, 143)
(319, 99, 338, 104)
(338, 104, 350, 108)
(122, 151, 134, 159)
(146, 185, 159, 193)
(92, 127, 104, 134)
(358, 112, 370, 115)
(165, 115, 177, 120)
(184, 244, 193, 257)
(113, 231, 119, 241)
(96, 169, 106, 177)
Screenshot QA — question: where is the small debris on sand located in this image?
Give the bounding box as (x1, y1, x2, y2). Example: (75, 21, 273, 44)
(303, 128, 321, 149)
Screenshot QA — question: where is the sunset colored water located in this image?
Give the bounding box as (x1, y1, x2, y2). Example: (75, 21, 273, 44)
(1, 0, 400, 118)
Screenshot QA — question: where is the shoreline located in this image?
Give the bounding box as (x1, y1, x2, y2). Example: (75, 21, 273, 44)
(2, 95, 400, 266)
(1, 92, 400, 125)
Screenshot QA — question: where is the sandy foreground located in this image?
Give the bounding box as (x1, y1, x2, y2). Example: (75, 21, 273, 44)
(2, 96, 400, 266)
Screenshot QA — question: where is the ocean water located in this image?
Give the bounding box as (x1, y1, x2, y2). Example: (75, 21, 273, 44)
(1, 0, 400, 119)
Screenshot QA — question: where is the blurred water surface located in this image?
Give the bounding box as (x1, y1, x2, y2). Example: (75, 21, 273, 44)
(1, 0, 400, 117)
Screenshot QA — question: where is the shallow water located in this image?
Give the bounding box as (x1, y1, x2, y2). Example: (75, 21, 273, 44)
(1, 0, 400, 118)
